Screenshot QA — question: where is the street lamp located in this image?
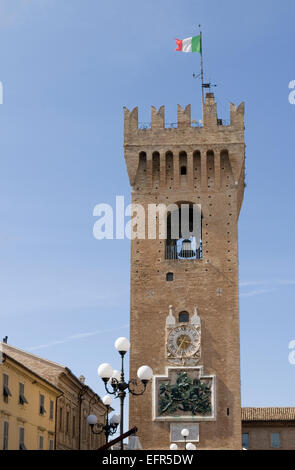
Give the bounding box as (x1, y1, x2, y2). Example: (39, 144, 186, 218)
(170, 428, 197, 451)
(98, 337, 153, 450)
(170, 443, 178, 450)
(87, 395, 120, 444)
(186, 442, 197, 450)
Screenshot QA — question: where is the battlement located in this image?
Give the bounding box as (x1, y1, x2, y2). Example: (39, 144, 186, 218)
(124, 93, 245, 146)
(123, 93, 245, 212)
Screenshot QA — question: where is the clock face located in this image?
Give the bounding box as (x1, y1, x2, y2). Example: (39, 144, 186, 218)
(167, 326, 200, 358)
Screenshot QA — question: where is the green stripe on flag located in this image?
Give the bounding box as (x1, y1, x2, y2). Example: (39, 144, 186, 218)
(191, 35, 201, 53)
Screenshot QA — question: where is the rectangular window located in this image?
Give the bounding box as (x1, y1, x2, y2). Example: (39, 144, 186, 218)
(50, 400, 54, 420)
(271, 433, 281, 448)
(72, 415, 76, 437)
(49, 439, 54, 450)
(59, 407, 63, 431)
(40, 394, 45, 415)
(19, 427, 26, 450)
(3, 374, 12, 403)
(19, 383, 28, 405)
(166, 272, 174, 282)
(242, 432, 249, 449)
(66, 411, 70, 433)
(3, 421, 9, 450)
(39, 435, 44, 450)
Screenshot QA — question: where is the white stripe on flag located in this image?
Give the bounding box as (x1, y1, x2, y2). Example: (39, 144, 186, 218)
(182, 37, 192, 52)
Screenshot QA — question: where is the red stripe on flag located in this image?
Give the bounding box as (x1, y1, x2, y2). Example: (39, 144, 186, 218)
(175, 39, 182, 51)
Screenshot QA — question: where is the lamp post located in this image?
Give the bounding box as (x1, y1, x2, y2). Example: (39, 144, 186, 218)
(170, 428, 197, 451)
(98, 337, 153, 450)
(87, 395, 120, 444)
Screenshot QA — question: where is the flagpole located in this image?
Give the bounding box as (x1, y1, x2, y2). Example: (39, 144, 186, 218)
(198, 25, 204, 112)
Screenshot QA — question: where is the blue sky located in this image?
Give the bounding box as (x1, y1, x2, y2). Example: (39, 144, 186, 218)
(0, 0, 295, 428)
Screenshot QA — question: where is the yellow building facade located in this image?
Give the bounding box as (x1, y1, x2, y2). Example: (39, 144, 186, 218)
(1, 342, 108, 450)
(0, 353, 61, 450)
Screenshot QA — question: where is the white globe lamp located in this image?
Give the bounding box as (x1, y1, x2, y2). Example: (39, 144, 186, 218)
(186, 442, 197, 450)
(97, 363, 113, 382)
(109, 369, 121, 384)
(114, 337, 130, 354)
(170, 443, 178, 450)
(87, 414, 98, 426)
(110, 413, 120, 425)
(181, 428, 190, 438)
(137, 365, 153, 383)
(102, 395, 112, 407)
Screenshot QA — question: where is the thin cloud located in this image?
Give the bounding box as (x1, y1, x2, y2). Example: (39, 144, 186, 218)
(27, 324, 129, 351)
(239, 281, 271, 287)
(240, 280, 295, 288)
(240, 289, 276, 298)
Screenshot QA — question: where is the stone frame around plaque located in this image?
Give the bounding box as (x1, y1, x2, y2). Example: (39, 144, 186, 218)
(152, 366, 216, 422)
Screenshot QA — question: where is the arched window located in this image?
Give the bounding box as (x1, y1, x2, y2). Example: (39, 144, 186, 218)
(152, 151, 160, 188)
(179, 311, 189, 322)
(166, 272, 174, 281)
(165, 202, 203, 260)
(207, 150, 215, 189)
(220, 149, 234, 187)
(179, 151, 187, 180)
(135, 152, 147, 189)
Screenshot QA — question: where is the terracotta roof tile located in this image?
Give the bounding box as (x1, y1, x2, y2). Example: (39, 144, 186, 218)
(242, 407, 295, 422)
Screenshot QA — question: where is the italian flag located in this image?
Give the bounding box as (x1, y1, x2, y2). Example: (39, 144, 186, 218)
(175, 35, 201, 53)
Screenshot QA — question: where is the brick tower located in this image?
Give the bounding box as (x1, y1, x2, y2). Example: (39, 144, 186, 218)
(124, 93, 245, 449)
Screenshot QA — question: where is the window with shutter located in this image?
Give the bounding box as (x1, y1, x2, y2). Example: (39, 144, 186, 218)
(19, 427, 26, 450)
(19, 383, 28, 405)
(50, 400, 54, 420)
(3, 374, 12, 402)
(59, 407, 63, 430)
(3, 421, 9, 450)
(66, 411, 70, 433)
(40, 394, 46, 415)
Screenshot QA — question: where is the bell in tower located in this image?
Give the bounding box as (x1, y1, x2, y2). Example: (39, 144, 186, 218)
(178, 238, 196, 259)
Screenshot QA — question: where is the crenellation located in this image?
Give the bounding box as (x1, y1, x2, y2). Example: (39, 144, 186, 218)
(177, 104, 191, 128)
(230, 102, 245, 130)
(124, 95, 244, 139)
(151, 105, 165, 128)
(203, 93, 218, 127)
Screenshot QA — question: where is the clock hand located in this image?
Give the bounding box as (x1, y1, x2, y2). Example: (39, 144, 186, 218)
(176, 338, 185, 355)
